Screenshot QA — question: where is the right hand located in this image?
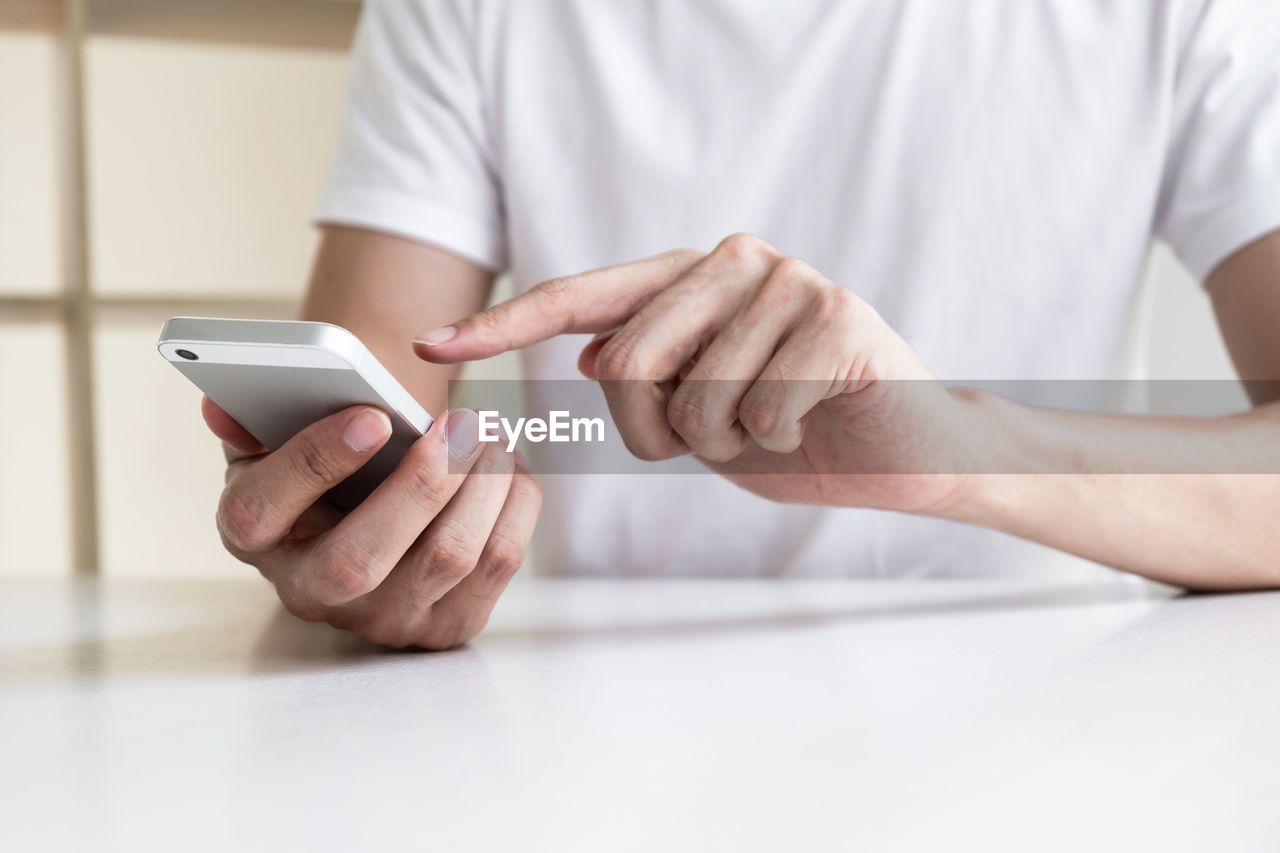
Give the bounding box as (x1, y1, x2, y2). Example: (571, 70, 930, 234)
(202, 397, 541, 650)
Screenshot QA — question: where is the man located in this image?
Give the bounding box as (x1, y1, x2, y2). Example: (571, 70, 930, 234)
(205, 0, 1280, 649)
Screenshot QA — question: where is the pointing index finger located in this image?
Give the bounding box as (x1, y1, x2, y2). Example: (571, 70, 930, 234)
(413, 249, 703, 363)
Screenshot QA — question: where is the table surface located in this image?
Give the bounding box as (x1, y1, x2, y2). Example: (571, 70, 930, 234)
(3, 576, 1280, 852)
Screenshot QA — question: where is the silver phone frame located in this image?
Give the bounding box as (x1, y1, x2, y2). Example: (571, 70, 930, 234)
(157, 316, 433, 435)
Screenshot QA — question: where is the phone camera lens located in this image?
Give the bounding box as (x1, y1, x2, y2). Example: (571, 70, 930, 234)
(175, 349, 199, 361)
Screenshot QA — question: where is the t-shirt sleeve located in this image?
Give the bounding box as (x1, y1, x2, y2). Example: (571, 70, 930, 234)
(1155, 0, 1280, 281)
(315, 0, 506, 271)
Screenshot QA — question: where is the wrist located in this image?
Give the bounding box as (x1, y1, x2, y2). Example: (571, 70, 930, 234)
(924, 387, 1033, 526)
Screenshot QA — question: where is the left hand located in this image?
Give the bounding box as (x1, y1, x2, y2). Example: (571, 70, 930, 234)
(414, 234, 987, 514)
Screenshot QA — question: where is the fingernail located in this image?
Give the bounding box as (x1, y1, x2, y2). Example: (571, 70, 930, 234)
(344, 409, 391, 452)
(446, 409, 481, 458)
(415, 326, 457, 346)
(514, 449, 529, 468)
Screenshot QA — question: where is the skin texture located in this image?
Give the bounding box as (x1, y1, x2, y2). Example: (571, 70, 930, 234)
(205, 226, 1280, 647)
(418, 231, 1280, 592)
(1209, 230, 1280, 403)
(204, 226, 541, 650)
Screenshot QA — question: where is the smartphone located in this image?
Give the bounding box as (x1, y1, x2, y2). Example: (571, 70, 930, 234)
(158, 317, 433, 511)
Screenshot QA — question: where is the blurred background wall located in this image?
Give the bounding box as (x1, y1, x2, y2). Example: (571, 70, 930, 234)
(0, 0, 1244, 578)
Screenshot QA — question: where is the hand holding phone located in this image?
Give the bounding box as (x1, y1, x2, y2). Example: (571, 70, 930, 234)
(160, 316, 434, 510)
(161, 317, 541, 650)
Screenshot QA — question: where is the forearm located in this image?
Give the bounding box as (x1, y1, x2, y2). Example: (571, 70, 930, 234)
(937, 390, 1280, 589)
(301, 225, 494, 413)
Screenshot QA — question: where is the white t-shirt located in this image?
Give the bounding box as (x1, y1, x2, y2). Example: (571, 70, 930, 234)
(318, 0, 1280, 581)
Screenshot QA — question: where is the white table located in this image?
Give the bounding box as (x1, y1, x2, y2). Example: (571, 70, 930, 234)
(3, 576, 1279, 852)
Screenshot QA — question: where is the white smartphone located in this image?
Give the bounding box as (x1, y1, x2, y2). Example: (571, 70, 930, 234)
(158, 317, 433, 511)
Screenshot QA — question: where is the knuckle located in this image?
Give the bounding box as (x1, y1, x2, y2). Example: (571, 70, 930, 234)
(594, 336, 651, 380)
(535, 274, 576, 302)
(216, 488, 276, 554)
(292, 439, 347, 488)
(312, 565, 374, 607)
(666, 391, 717, 438)
(468, 305, 504, 333)
(465, 307, 515, 349)
(739, 391, 783, 439)
(401, 578, 443, 617)
(427, 531, 479, 583)
(481, 537, 525, 582)
(418, 615, 470, 652)
(309, 540, 382, 605)
(818, 286, 865, 326)
(418, 634, 459, 653)
(715, 233, 777, 264)
(487, 547, 524, 582)
(367, 610, 423, 649)
(767, 257, 817, 291)
(353, 617, 403, 649)
(768, 432, 804, 454)
(526, 276, 580, 336)
(277, 588, 329, 624)
(399, 438, 450, 508)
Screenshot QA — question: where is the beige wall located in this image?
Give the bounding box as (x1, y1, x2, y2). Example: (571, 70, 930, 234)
(86, 37, 349, 576)
(0, 32, 61, 295)
(1, 29, 69, 574)
(0, 16, 1244, 577)
(87, 38, 347, 299)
